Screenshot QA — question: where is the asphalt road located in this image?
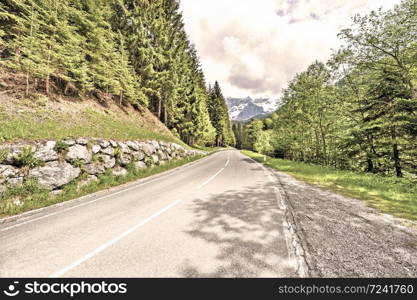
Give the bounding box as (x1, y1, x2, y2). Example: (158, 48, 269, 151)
(0, 150, 299, 278)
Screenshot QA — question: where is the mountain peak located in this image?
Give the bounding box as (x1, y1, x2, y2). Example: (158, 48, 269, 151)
(226, 97, 281, 122)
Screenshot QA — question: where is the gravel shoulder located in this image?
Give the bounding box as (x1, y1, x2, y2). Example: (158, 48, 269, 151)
(273, 170, 417, 277)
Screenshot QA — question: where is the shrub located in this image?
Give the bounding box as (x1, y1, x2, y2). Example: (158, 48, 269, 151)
(53, 140, 69, 153)
(13, 147, 42, 168)
(72, 159, 84, 168)
(145, 157, 153, 167)
(0, 149, 9, 164)
(114, 147, 122, 159)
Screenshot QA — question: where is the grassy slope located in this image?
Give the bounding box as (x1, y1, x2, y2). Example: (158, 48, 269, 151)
(242, 150, 417, 221)
(0, 92, 190, 148)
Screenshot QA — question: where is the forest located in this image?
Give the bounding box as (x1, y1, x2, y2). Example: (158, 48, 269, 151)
(0, 0, 235, 147)
(240, 0, 417, 178)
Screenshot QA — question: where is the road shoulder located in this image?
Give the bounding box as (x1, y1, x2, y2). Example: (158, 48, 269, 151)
(274, 170, 417, 277)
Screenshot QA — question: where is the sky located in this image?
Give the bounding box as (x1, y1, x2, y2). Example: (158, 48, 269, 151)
(180, 0, 402, 99)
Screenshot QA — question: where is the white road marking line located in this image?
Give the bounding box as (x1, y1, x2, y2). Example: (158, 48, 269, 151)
(0, 153, 222, 232)
(49, 166, 226, 278)
(225, 152, 231, 167)
(49, 199, 181, 278)
(197, 168, 225, 189)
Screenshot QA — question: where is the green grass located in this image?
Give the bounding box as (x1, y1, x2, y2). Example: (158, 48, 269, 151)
(242, 150, 417, 222)
(0, 155, 204, 217)
(0, 107, 189, 148)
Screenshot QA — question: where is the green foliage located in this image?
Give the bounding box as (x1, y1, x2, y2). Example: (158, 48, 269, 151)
(144, 157, 153, 167)
(92, 154, 103, 163)
(71, 159, 84, 168)
(0, 149, 9, 163)
(243, 119, 265, 152)
(13, 146, 42, 168)
(0, 0, 221, 146)
(0, 178, 49, 216)
(113, 147, 122, 159)
(243, 0, 417, 179)
(232, 123, 244, 149)
(207, 81, 236, 147)
(0, 108, 190, 149)
(53, 140, 69, 154)
(243, 150, 417, 221)
(253, 130, 274, 155)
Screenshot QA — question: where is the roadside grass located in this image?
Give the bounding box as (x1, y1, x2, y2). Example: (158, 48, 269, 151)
(0, 106, 190, 148)
(0, 155, 204, 218)
(242, 150, 417, 222)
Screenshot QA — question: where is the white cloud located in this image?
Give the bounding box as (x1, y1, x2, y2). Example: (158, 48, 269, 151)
(180, 0, 402, 98)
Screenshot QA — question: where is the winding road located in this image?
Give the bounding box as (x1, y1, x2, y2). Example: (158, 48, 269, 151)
(0, 150, 299, 278)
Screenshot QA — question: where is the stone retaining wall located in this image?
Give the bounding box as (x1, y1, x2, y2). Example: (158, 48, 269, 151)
(0, 139, 205, 194)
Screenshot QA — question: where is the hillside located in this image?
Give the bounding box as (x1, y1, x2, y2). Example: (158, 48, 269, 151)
(0, 69, 187, 147)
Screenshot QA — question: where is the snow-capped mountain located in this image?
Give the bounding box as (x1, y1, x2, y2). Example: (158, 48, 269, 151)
(226, 97, 281, 121)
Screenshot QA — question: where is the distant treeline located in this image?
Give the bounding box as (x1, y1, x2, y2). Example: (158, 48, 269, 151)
(0, 0, 235, 147)
(241, 0, 417, 178)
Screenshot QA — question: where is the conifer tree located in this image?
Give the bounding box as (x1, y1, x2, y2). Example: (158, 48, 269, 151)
(0, 0, 220, 146)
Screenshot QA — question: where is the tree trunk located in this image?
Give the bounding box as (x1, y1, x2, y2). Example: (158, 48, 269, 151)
(26, 72, 30, 95)
(314, 128, 321, 162)
(163, 101, 168, 125)
(365, 157, 374, 173)
(157, 98, 162, 120)
(393, 143, 402, 177)
(45, 44, 51, 95)
(319, 122, 327, 164)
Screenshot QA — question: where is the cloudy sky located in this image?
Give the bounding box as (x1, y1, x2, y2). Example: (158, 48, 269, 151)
(180, 0, 401, 99)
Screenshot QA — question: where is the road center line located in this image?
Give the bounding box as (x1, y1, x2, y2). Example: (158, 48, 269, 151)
(225, 159, 230, 167)
(197, 167, 225, 189)
(224, 153, 230, 167)
(0, 153, 221, 232)
(49, 165, 226, 278)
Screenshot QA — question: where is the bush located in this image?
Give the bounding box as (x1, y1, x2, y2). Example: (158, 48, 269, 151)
(114, 147, 122, 159)
(13, 147, 42, 168)
(53, 140, 69, 153)
(145, 157, 153, 167)
(0, 149, 9, 164)
(72, 159, 84, 168)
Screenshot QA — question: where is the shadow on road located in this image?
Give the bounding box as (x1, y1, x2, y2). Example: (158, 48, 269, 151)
(179, 183, 296, 277)
(241, 158, 258, 164)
